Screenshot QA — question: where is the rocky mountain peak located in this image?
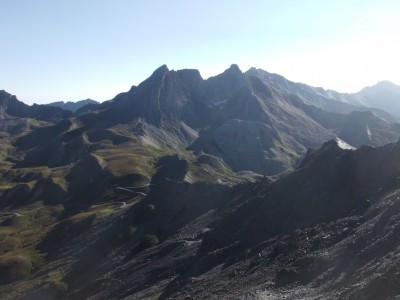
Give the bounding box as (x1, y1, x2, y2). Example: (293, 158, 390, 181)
(315, 138, 355, 152)
(0, 90, 30, 118)
(362, 80, 398, 91)
(219, 64, 244, 79)
(299, 138, 349, 169)
(175, 68, 203, 82)
(227, 63, 241, 72)
(151, 64, 169, 77)
(357, 80, 400, 116)
(0, 90, 16, 106)
(359, 80, 399, 96)
(376, 80, 397, 87)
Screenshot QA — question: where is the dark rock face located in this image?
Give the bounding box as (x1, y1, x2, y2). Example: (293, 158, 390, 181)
(200, 119, 287, 174)
(0, 90, 30, 119)
(45, 139, 400, 300)
(97, 65, 206, 128)
(0, 183, 31, 208)
(0, 90, 72, 121)
(65, 155, 113, 204)
(151, 155, 188, 184)
(204, 139, 400, 251)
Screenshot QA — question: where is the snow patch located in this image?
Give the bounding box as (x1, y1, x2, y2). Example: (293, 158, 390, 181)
(366, 125, 371, 140)
(209, 99, 228, 108)
(335, 138, 356, 150)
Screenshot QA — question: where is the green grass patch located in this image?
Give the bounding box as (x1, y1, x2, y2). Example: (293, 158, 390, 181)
(50, 177, 68, 192)
(118, 225, 137, 241)
(38, 211, 97, 258)
(95, 147, 154, 177)
(0, 237, 21, 255)
(138, 234, 159, 251)
(0, 254, 32, 284)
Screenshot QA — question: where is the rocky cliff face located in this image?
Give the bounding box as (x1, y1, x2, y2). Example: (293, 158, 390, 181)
(0, 90, 72, 121)
(0, 90, 28, 119)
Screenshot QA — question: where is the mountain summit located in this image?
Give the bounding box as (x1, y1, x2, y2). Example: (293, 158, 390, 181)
(359, 80, 400, 116)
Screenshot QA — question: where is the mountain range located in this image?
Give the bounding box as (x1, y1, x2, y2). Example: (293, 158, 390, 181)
(45, 99, 99, 112)
(0, 65, 400, 299)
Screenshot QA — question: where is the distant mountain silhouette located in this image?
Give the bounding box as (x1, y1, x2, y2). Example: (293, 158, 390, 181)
(359, 81, 400, 117)
(46, 99, 99, 112)
(246, 68, 397, 121)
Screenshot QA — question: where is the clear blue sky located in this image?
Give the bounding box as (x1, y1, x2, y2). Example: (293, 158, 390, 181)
(1, 0, 399, 104)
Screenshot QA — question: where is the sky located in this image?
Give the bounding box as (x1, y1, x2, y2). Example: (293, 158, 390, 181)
(1, 0, 400, 105)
